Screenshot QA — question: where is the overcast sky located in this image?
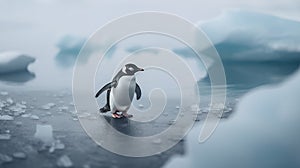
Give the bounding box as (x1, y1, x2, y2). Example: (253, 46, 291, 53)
(0, 0, 299, 89)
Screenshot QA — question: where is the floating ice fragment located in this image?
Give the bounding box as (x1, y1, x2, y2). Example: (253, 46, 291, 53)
(21, 114, 31, 118)
(12, 152, 26, 159)
(30, 115, 39, 120)
(6, 98, 13, 104)
(138, 104, 144, 108)
(0, 101, 5, 108)
(175, 105, 180, 109)
(9, 103, 26, 115)
(0, 115, 14, 121)
(58, 106, 69, 112)
(16, 103, 26, 109)
(42, 103, 56, 110)
(34, 124, 54, 146)
(49, 139, 65, 153)
(0, 91, 8, 96)
(0, 153, 13, 164)
(0, 134, 11, 140)
(57, 155, 73, 168)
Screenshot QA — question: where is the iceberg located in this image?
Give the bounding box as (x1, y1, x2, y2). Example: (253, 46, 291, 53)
(55, 35, 86, 68)
(199, 9, 300, 62)
(0, 51, 35, 83)
(174, 10, 300, 87)
(0, 51, 35, 74)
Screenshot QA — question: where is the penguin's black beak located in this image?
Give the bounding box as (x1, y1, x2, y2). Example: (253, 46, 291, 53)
(139, 68, 144, 71)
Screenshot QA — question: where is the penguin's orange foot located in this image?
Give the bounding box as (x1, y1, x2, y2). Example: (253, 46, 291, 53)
(112, 113, 123, 119)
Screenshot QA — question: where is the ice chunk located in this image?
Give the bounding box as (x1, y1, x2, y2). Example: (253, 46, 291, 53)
(199, 10, 300, 61)
(58, 106, 69, 112)
(9, 103, 26, 115)
(0, 134, 11, 140)
(175, 105, 180, 109)
(0, 51, 35, 74)
(49, 140, 65, 153)
(55, 35, 86, 68)
(6, 98, 13, 104)
(0, 115, 14, 121)
(42, 103, 56, 110)
(0, 91, 8, 96)
(34, 124, 54, 146)
(12, 152, 26, 159)
(30, 115, 40, 120)
(57, 155, 73, 168)
(21, 114, 31, 118)
(0, 153, 13, 164)
(0, 101, 5, 108)
(138, 104, 144, 108)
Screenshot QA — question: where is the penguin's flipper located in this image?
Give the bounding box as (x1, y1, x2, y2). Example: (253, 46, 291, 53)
(95, 81, 117, 98)
(135, 83, 142, 100)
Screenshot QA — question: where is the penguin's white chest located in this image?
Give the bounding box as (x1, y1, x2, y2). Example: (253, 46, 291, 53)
(110, 76, 136, 112)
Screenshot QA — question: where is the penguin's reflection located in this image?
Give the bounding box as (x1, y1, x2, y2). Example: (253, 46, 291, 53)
(104, 115, 132, 136)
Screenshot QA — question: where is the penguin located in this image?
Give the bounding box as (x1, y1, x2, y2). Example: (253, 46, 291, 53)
(95, 63, 144, 118)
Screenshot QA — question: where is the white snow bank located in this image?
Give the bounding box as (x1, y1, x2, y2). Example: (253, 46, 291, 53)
(0, 51, 35, 74)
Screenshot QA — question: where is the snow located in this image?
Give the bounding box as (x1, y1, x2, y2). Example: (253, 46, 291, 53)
(0, 51, 35, 74)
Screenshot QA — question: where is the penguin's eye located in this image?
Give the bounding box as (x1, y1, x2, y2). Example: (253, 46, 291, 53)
(128, 67, 134, 71)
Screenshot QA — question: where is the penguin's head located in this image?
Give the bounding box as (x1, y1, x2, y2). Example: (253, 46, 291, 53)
(122, 63, 144, 75)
